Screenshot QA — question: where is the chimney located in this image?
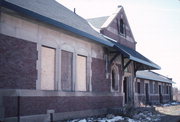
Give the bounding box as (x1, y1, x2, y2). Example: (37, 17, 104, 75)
(118, 5, 122, 8)
(74, 8, 76, 14)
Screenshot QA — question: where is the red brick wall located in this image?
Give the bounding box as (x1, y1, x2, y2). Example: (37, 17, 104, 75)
(4, 96, 123, 117)
(91, 58, 110, 92)
(0, 34, 37, 89)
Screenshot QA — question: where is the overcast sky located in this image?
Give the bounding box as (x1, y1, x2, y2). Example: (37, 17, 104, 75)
(57, 0, 180, 89)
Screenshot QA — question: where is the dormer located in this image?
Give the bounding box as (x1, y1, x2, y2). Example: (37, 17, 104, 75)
(87, 6, 136, 49)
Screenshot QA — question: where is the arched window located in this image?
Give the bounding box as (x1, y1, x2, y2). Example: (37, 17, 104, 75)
(112, 70, 115, 90)
(111, 66, 119, 91)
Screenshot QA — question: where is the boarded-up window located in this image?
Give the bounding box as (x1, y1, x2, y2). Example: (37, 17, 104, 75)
(76, 55, 87, 91)
(61, 50, 73, 91)
(41, 46, 55, 90)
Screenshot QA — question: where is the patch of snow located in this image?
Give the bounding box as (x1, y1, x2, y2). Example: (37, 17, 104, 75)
(171, 102, 179, 105)
(69, 109, 164, 122)
(163, 103, 171, 106)
(107, 116, 124, 121)
(78, 119, 86, 122)
(146, 117, 151, 121)
(70, 119, 79, 122)
(154, 118, 161, 121)
(162, 102, 180, 106)
(128, 118, 137, 122)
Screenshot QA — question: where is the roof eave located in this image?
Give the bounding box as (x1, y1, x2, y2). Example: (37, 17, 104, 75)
(130, 56, 161, 70)
(0, 0, 114, 47)
(136, 76, 174, 84)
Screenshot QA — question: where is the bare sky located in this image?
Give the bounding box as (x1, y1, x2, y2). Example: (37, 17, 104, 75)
(57, 0, 180, 89)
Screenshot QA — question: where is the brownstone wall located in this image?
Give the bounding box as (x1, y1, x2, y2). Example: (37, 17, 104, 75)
(91, 58, 110, 92)
(0, 34, 37, 89)
(4, 96, 123, 117)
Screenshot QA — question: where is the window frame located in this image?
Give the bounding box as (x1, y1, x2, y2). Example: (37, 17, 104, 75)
(117, 18, 126, 37)
(111, 65, 119, 92)
(61, 50, 73, 91)
(75, 54, 88, 92)
(40, 45, 56, 90)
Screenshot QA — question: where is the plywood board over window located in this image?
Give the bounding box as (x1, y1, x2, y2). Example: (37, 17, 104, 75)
(76, 55, 87, 91)
(41, 46, 55, 90)
(61, 50, 73, 91)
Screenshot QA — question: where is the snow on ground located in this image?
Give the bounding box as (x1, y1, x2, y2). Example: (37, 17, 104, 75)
(68, 102, 180, 122)
(162, 102, 180, 107)
(68, 112, 162, 122)
(68, 115, 136, 122)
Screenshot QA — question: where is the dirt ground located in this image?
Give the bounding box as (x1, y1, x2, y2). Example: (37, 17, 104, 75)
(156, 104, 180, 122)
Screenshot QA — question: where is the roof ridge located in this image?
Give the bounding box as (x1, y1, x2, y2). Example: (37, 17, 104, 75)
(87, 16, 110, 20)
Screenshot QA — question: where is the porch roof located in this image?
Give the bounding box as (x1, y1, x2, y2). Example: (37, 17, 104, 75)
(111, 41, 161, 70)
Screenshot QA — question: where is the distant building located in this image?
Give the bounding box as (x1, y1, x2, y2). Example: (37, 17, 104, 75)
(173, 87, 180, 102)
(135, 70, 173, 105)
(0, 0, 173, 121)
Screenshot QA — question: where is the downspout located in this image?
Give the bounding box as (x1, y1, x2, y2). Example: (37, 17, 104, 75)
(17, 96, 20, 122)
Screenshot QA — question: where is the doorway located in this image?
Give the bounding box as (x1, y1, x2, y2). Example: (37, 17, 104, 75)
(145, 83, 149, 104)
(123, 77, 128, 104)
(169, 86, 172, 101)
(159, 85, 163, 103)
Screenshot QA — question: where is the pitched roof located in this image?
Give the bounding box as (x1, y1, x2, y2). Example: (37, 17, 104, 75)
(136, 70, 174, 84)
(87, 7, 123, 29)
(1, 0, 113, 47)
(103, 36, 160, 70)
(87, 16, 109, 29)
(1, 0, 161, 71)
